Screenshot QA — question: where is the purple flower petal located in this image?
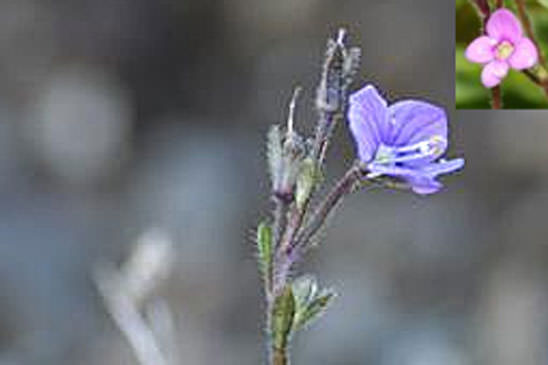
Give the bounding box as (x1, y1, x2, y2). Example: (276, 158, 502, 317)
(348, 84, 464, 195)
(367, 164, 443, 195)
(486, 9, 523, 44)
(465, 36, 496, 64)
(368, 158, 464, 195)
(420, 158, 465, 177)
(348, 85, 388, 162)
(508, 37, 538, 70)
(481, 60, 509, 88)
(408, 177, 443, 195)
(408, 158, 465, 194)
(387, 100, 447, 158)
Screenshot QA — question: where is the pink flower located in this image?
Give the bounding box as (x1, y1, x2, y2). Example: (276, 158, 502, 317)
(465, 8, 538, 88)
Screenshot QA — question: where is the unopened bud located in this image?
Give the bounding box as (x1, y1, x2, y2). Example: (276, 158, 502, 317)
(316, 28, 361, 114)
(268, 89, 307, 202)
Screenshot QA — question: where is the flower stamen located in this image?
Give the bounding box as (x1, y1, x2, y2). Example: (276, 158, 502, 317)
(372, 135, 446, 166)
(495, 40, 514, 61)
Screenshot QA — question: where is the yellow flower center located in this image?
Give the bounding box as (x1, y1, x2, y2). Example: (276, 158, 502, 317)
(496, 41, 514, 60)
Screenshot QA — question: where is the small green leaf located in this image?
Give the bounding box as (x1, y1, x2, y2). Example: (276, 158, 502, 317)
(267, 125, 283, 190)
(295, 158, 322, 210)
(256, 222, 273, 285)
(270, 285, 295, 350)
(296, 290, 336, 330)
(539, 0, 548, 9)
(291, 275, 337, 331)
(292, 275, 318, 309)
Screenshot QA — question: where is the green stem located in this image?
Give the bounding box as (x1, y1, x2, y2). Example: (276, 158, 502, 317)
(271, 346, 289, 365)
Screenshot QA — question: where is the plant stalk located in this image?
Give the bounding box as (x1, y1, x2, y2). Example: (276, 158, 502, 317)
(491, 86, 502, 109)
(292, 164, 361, 254)
(271, 346, 288, 365)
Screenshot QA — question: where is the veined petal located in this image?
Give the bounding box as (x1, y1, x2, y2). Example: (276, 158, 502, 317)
(420, 158, 465, 177)
(387, 99, 448, 158)
(409, 177, 443, 195)
(367, 164, 441, 194)
(409, 158, 464, 194)
(348, 85, 388, 162)
(368, 158, 464, 195)
(486, 9, 523, 43)
(368, 163, 441, 194)
(367, 163, 413, 178)
(508, 37, 538, 70)
(481, 60, 509, 88)
(465, 36, 496, 64)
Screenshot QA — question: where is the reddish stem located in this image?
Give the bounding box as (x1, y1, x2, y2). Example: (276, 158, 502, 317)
(491, 86, 502, 109)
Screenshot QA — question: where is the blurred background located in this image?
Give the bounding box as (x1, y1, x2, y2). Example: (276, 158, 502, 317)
(456, 0, 548, 108)
(1, 0, 548, 364)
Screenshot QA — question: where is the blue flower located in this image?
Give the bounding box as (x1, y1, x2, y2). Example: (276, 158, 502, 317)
(348, 85, 464, 194)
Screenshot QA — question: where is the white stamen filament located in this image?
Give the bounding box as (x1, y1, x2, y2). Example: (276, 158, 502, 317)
(373, 136, 445, 165)
(287, 86, 302, 134)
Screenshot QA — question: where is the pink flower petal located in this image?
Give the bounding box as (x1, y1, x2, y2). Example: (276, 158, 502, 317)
(508, 37, 538, 70)
(481, 60, 509, 88)
(465, 36, 495, 64)
(486, 9, 523, 43)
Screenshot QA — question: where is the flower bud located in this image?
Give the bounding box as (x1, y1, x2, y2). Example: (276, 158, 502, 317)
(316, 29, 361, 114)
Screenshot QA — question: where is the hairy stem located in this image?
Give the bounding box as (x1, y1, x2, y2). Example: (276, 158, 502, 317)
(292, 165, 361, 254)
(314, 111, 342, 166)
(515, 0, 546, 67)
(273, 198, 288, 252)
(278, 110, 341, 257)
(491, 86, 502, 109)
(266, 300, 288, 365)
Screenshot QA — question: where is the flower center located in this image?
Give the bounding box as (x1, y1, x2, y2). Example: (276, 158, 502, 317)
(372, 135, 446, 166)
(495, 41, 514, 60)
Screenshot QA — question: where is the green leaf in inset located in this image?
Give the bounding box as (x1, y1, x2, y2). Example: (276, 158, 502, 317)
(539, 0, 548, 9)
(270, 285, 295, 350)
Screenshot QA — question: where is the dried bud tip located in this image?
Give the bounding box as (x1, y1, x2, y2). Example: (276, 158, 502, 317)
(316, 29, 361, 114)
(336, 28, 347, 46)
(287, 86, 302, 135)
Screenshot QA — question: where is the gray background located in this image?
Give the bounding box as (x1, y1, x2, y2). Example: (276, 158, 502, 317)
(1, 0, 547, 364)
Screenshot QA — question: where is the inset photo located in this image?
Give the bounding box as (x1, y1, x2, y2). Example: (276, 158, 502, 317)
(456, 0, 548, 108)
